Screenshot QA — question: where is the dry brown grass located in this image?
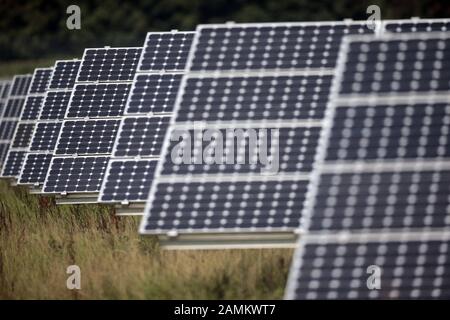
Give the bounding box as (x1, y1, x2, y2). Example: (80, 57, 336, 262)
(0, 181, 292, 299)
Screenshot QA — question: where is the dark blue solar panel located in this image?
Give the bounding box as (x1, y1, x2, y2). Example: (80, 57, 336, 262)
(77, 48, 142, 82)
(9, 75, 32, 97)
(67, 83, 131, 118)
(3, 98, 25, 118)
(139, 32, 194, 71)
(48, 60, 81, 90)
(143, 180, 308, 232)
(39, 91, 72, 120)
(0, 143, 10, 164)
(113, 116, 170, 157)
(11, 123, 35, 148)
(289, 238, 450, 299)
(21, 96, 44, 120)
(55, 120, 120, 155)
(326, 102, 450, 161)
(1, 150, 26, 177)
(309, 169, 450, 231)
(162, 126, 320, 175)
(29, 68, 53, 94)
(0, 120, 17, 140)
(176, 75, 332, 122)
(43, 156, 109, 193)
(100, 159, 158, 202)
(29, 122, 62, 152)
(126, 74, 182, 114)
(340, 38, 450, 94)
(18, 153, 53, 184)
(191, 23, 374, 71)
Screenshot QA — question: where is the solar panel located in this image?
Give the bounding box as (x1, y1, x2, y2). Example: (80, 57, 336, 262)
(28, 68, 53, 94)
(21, 96, 44, 120)
(39, 91, 72, 120)
(286, 234, 450, 299)
(98, 31, 195, 207)
(18, 153, 53, 185)
(11, 123, 35, 148)
(0, 80, 11, 100)
(42, 156, 109, 193)
(9, 75, 32, 97)
(17, 61, 80, 190)
(0, 143, 9, 164)
(3, 98, 25, 118)
(48, 60, 81, 90)
(77, 48, 142, 82)
(0, 120, 17, 140)
(285, 31, 450, 300)
(190, 23, 372, 71)
(99, 159, 158, 203)
(67, 83, 131, 118)
(125, 73, 183, 114)
(175, 75, 332, 122)
(1, 150, 26, 177)
(29, 122, 62, 151)
(140, 21, 375, 239)
(55, 119, 120, 155)
(138, 32, 195, 72)
(2, 68, 53, 180)
(385, 19, 450, 33)
(113, 116, 170, 157)
(43, 49, 141, 198)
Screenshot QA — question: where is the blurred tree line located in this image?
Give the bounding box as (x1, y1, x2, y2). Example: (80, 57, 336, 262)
(0, 0, 449, 61)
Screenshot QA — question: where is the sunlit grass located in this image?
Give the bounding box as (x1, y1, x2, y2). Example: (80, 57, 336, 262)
(0, 180, 292, 299)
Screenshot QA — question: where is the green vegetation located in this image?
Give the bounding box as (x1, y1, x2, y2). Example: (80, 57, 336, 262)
(0, 180, 292, 299)
(1, 0, 448, 62)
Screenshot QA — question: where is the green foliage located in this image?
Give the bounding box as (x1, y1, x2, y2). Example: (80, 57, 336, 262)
(1, 0, 448, 62)
(0, 180, 292, 299)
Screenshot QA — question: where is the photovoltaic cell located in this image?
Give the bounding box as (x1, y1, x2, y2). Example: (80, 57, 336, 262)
(43, 156, 109, 193)
(139, 32, 194, 71)
(161, 126, 320, 175)
(67, 83, 131, 118)
(3, 98, 25, 118)
(55, 120, 120, 155)
(39, 91, 72, 120)
(146, 179, 308, 231)
(0, 80, 11, 100)
(176, 75, 332, 122)
(125, 73, 183, 114)
(385, 19, 450, 33)
(77, 48, 142, 82)
(190, 24, 371, 71)
(99, 159, 157, 203)
(0, 120, 17, 140)
(113, 116, 170, 157)
(0, 143, 9, 164)
(29, 122, 62, 151)
(140, 21, 375, 236)
(285, 30, 450, 300)
(286, 236, 450, 299)
(28, 68, 53, 94)
(1, 150, 26, 177)
(19, 153, 53, 184)
(339, 40, 450, 94)
(9, 75, 32, 97)
(21, 96, 44, 120)
(48, 60, 81, 90)
(11, 123, 35, 148)
(304, 34, 450, 234)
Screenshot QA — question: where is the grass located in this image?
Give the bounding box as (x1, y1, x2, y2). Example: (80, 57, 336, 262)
(0, 56, 76, 78)
(0, 180, 292, 299)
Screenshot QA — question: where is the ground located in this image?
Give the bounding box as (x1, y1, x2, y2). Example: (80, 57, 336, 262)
(0, 181, 292, 299)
